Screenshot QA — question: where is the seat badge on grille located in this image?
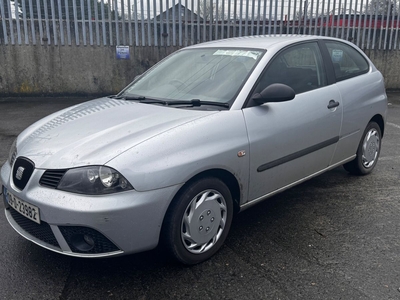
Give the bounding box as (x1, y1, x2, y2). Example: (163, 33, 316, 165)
(16, 166, 25, 180)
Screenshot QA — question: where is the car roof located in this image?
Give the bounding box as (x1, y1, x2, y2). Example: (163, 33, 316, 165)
(187, 35, 339, 51)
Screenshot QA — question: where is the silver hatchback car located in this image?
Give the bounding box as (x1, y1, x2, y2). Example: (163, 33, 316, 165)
(1, 35, 387, 264)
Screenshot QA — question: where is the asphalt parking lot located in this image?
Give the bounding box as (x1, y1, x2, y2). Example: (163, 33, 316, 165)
(0, 94, 399, 300)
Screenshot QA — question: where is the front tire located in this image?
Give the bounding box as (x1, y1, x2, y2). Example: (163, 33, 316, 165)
(343, 121, 382, 175)
(162, 177, 233, 265)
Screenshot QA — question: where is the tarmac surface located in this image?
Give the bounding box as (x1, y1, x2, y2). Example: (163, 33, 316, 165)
(0, 94, 399, 299)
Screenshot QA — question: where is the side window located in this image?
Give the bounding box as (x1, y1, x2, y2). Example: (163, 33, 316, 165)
(253, 42, 327, 95)
(325, 41, 369, 81)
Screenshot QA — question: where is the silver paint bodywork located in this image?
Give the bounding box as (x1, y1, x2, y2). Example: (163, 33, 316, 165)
(1, 36, 388, 257)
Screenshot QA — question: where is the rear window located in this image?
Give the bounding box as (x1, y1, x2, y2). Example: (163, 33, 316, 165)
(325, 41, 370, 81)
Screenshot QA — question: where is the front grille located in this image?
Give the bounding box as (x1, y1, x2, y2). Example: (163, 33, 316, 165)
(39, 169, 67, 188)
(10, 149, 17, 166)
(9, 208, 60, 248)
(59, 226, 120, 254)
(12, 157, 35, 191)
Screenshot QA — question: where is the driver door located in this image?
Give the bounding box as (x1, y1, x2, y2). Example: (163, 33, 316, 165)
(243, 41, 343, 202)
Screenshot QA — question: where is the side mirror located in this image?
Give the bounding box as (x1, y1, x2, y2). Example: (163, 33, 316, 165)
(252, 83, 295, 104)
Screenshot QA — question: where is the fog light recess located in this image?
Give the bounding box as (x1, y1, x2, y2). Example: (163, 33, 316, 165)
(71, 234, 96, 252)
(59, 226, 120, 254)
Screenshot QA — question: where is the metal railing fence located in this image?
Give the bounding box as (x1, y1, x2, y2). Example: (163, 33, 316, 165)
(1, 0, 400, 49)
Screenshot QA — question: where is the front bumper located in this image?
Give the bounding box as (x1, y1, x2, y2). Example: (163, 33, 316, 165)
(1, 161, 182, 258)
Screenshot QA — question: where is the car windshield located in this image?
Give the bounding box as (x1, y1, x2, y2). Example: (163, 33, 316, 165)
(120, 48, 265, 106)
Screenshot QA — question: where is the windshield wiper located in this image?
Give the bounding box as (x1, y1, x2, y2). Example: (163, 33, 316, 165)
(111, 96, 229, 108)
(111, 95, 146, 100)
(167, 99, 230, 108)
(138, 99, 168, 105)
(111, 95, 169, 105)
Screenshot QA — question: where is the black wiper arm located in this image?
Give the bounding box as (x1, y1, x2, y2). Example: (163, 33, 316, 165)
(167, 99, 230, 108)
(112, 95, 146, 100)
(139, 99, 168, 105)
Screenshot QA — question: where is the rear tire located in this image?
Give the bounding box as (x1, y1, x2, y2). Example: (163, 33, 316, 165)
(343, 121, 382, 175)
(162, 177, 233, 265)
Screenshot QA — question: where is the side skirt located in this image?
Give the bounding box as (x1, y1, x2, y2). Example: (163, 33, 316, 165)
(239, 155, 356, 212)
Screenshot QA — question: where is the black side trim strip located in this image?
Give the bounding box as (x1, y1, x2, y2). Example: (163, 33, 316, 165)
(257, 136, 339, 172)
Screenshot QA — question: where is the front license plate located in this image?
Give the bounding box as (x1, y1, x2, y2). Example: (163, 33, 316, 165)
(7, 192, 41, 224)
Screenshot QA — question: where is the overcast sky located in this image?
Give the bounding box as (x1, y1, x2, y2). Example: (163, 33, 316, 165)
(112, 0, 365, 20)
(3, 0, 368, 20)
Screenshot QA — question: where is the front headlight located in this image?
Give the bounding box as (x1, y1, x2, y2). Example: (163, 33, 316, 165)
(57, 166, 133, 195)
(8, 139, 17, 166)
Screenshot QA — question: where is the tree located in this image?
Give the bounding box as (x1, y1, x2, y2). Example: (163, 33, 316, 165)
(197, 0, 225, 21)
(0, 0, 21, 18)
(18, 0, 118, 20)
(365, 0, 399, 15)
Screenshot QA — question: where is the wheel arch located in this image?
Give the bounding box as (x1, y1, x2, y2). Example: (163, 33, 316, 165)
(184, 169, 241, 213)
(163, 168, 242, 223)
(370, 114, 385, 137)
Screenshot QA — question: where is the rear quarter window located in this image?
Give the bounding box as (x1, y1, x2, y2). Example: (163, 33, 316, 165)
(325, 41, 370, 81)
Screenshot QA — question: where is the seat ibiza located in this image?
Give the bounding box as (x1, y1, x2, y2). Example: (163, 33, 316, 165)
(1, 35, 387, 264)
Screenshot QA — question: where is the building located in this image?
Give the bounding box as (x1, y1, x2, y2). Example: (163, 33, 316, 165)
(155, 4, 203, 22)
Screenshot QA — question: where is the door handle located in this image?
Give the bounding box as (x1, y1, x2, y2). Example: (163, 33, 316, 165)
(327, 100, 340, 109)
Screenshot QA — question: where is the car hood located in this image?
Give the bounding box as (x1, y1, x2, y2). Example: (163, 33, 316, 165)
(16, 98, 218, 169)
